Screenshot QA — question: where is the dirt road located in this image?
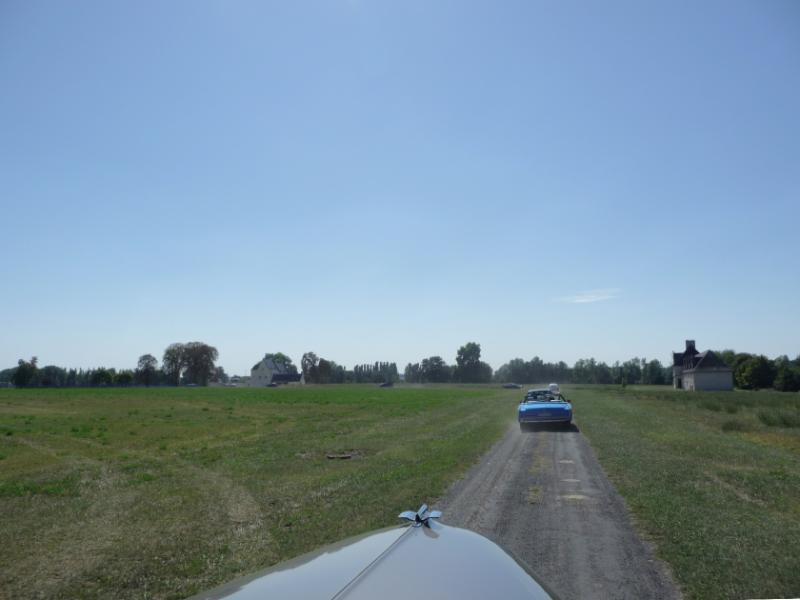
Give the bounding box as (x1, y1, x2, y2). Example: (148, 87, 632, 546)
(438, 421, 682, 600)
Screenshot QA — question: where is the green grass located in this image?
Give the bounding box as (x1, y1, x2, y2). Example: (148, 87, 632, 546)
(569, 385, 800, 600)
(0, 385, 518, 600)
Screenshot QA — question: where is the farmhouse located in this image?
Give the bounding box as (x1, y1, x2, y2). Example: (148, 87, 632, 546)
(672, 340, 733, 391)
(250, 355, 304, 387)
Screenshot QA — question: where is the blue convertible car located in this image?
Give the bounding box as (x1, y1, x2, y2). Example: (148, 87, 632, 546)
(518, 388, 572, 429)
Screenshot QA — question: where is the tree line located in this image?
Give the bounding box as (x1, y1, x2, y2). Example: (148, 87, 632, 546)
(403, 342, 494, 384)
(402, 344, 700, 387)
(0, 345, 403, 388)
(299, 352, 399, 384)
(715, 350, 800, 392)
(2, 341, 224, 388)
(493, 356, 669, 385)
(3, 343, 799, 391)
(493, 352, 800, 391)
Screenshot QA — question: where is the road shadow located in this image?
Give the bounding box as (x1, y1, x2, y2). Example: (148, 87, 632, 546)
(520, 422, 580, 433)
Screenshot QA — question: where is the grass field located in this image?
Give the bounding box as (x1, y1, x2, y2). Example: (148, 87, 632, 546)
(569, 385, 800, 600)
(0, 385, 518, 600)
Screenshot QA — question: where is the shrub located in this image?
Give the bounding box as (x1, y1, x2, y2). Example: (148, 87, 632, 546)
(721, 420, 749, 432)
(773, 364, 800, 392)
(758, 410, 800, 428)
(735, 355, 776, 390)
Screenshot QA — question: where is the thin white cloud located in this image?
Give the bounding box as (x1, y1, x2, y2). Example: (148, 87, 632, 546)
(555, 288, 621, 304)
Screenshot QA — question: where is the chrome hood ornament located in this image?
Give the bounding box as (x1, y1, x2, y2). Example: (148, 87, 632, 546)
(398, 504, 442, 528)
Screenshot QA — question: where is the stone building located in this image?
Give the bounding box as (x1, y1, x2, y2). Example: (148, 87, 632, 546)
(672, 340, 733, 391)
(250, 356, 304, 387)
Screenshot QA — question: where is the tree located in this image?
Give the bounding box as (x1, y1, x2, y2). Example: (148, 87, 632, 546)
(643, 359, 666, 385)
(115, 370, 134, 386)
(454, 342, 483, 383)
(735, 355, 775, 390)
(162, 343, 186, 386)
(421, 356, 451, 383)
(404, 362, 421, 383)
(264, 353, 297, 374)
(494, 357, 571, 384)
(572, 358, 593, 383)
(182, 342, 219, 386)
(351, 362, 398, 383)
(453, 342, 493, 383)
(11, 357, 38, 388)
(302, 352, 319, 383)
(329, 361, 347, 384)
(475, 361, 493, 383)
(39, 365, 67, 387)
(716, 349, 737, 368)
(620, 359, 642, 385)
(0, 367, 16, 384)
(136, 354, 159, 386)
(211, 366, 228, 384)
(730, 353, 755, 386)
(773, 358, 800, 392)
(507, 358, 528, 383)
(91, 368, 114, 387)
(317, 358, 333, 384)
(594, 361, 613, 384)
(570, 358, 612, 384)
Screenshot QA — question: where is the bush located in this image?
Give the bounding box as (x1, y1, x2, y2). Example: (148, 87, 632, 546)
(757, 410, 800, 428)
(773, 364, 800, 392)
(735, 355, 776, 390)
(721, 420, 749, 432)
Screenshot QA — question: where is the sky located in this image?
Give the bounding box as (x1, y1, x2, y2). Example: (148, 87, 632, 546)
(1, 0, 799, 375)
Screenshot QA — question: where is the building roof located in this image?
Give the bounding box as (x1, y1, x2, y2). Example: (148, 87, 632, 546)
(684, 350, 732, 372)
(252, 357, 289, 374)
(673, 341, 699, 366)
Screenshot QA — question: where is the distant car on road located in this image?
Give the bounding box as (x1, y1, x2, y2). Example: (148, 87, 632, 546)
(519, 388, 572, 429)
(502, 383, 522, 389)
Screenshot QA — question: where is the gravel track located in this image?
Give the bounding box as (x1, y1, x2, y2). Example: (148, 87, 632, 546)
(437, 421, 682, 600)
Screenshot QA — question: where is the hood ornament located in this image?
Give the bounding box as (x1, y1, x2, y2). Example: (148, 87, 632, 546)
(398, 504, 442, 528)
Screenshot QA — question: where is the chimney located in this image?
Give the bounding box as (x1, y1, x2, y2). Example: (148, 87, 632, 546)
(685, 340, 696, 354)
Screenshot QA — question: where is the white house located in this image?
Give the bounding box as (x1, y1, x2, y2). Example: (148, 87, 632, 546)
(672, 340, 733, 391)
(250, 356, 304, 387)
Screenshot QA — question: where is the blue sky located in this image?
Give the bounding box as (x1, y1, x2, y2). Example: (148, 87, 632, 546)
(1, 0, 798, 375)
